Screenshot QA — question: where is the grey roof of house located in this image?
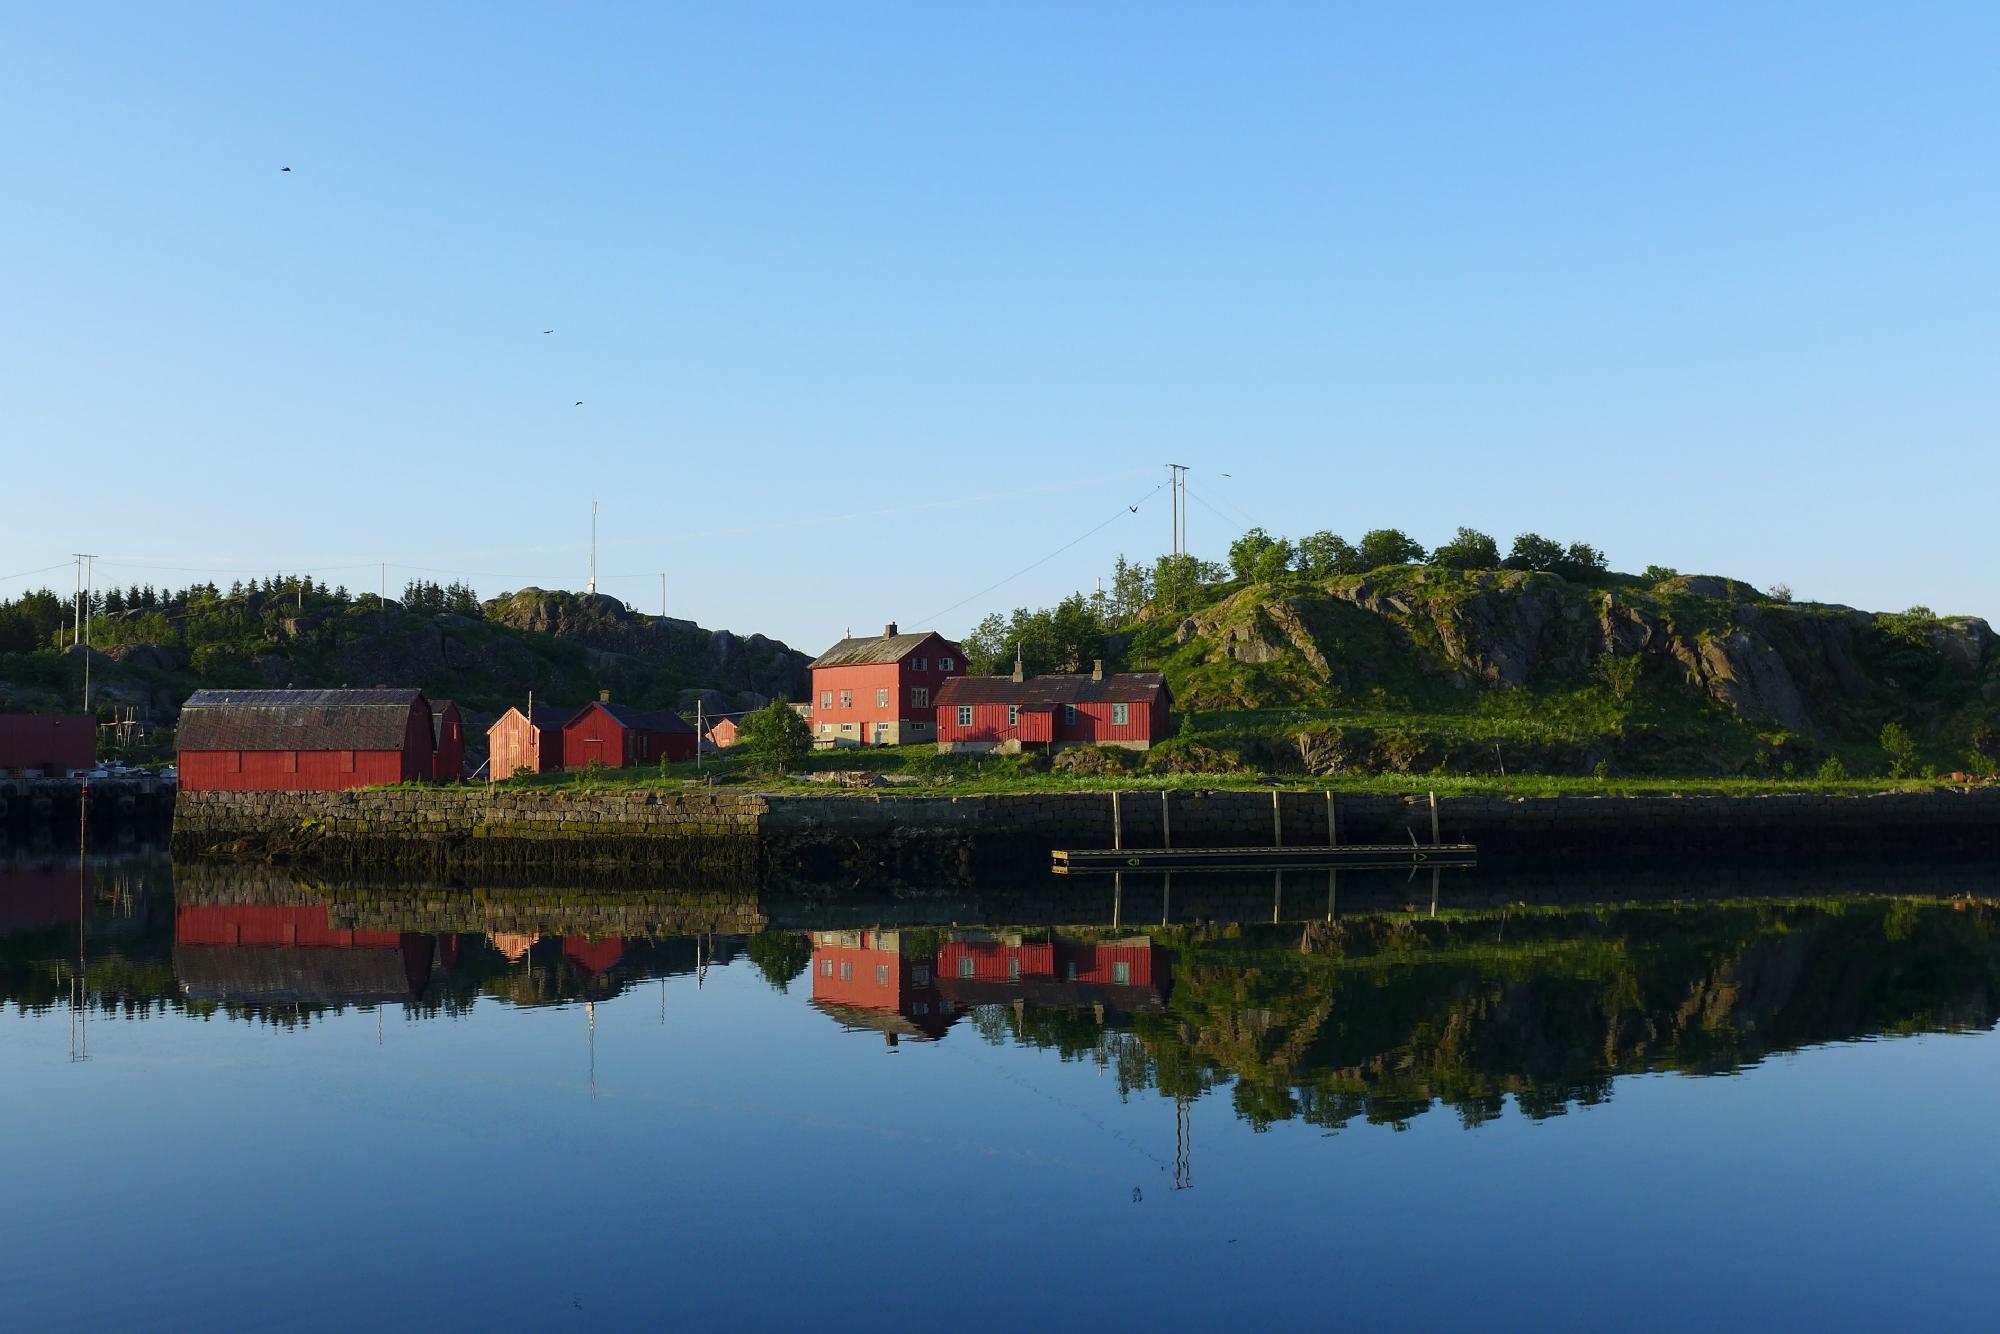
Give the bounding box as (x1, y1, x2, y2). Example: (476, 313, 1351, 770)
(809, 631, 955, 669)
(177, 689, 427, 752)
(581, 701, 695, 734)
(933, 673, 1168, 708)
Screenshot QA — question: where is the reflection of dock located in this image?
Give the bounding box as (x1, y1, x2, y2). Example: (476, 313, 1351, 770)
(1054, 844, 1477, 874)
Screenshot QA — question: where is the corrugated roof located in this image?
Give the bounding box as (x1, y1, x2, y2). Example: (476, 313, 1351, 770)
(578, 701, 695, 734)
(177, 689, 428, 753)
(933, 673, 1168, 707)
(809, 631, 954, 669)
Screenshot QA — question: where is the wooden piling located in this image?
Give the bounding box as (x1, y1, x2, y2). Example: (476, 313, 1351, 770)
(1272, 789, 1283, 847)
(1112, 789, 1123, 850)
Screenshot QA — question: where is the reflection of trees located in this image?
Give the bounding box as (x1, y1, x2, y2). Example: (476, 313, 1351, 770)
(1089, 900, 2000, 1132)
(745, 932, 813, 993)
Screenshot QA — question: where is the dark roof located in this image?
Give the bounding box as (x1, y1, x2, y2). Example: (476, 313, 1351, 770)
(526, 701, 582, 729)
(576, 701, 694, 734)
(174, 943, 432, 1004)
(177, 689, 428, 753)
(429, 698, 458, 743)
(810, 630, 956, 669)
(933, 673, 1168, 708)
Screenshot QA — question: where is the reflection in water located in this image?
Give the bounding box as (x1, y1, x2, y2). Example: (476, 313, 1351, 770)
(4, 854, 2000, 1133)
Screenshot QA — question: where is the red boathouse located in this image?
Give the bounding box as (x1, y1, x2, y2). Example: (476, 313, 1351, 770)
(933, 661, 1171, 754)
(562, 697, 697, 769)
(176, 688, 435, 791)
(486, 700, 578, 780)
(429, 698, 465, 781)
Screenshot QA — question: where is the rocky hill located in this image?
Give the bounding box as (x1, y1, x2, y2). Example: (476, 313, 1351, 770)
(1136, 568, 1997, 777)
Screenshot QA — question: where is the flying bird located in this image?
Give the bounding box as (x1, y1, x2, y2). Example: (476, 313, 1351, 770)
(280, 166, 291, 172)
(1128, 505, 1139, 513)
(574, 401, 583, 406)
(542, 329, 554, 334)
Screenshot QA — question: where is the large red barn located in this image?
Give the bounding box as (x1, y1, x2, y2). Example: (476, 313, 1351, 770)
(429, 698, 465, 781)
(933, 662, 1171, 754)
(562, 698, 696, 769)
(175, 688, 435, 792)
(807, 623, 965, 748)
(486, 700, 578, 780)
(0, 713, 96, 775)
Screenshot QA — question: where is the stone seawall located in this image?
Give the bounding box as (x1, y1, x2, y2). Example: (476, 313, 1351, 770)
(172, 784, 2000, 872)
(172, 787, 766, 870)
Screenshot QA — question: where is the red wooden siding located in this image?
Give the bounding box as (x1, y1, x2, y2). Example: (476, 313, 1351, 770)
(935, 693, 1169, 748)
(562, 703, 696, 769)
(0, 714, 95, 774)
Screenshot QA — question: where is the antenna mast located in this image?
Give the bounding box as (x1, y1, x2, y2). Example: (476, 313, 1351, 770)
(588, 500, 598, 596)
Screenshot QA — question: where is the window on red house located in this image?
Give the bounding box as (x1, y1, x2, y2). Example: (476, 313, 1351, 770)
(876, 688, 889, 707)
(1112, 703, 1129, 725)
(839, 690, 852, 709)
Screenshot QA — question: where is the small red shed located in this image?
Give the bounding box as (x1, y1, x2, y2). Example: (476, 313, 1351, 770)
(429, 698, 465, 781)
(933, 662, 1171, 754)
(486, 700, 579, 780)
(562, 698, 696, 769)
(706, 716, 739, 749)
(0, 713, 96, 775)
(176, 688, 435, 792)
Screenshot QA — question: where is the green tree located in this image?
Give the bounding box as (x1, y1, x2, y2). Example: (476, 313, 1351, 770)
(1641, 564, 1680, 584)
(1504, 532, 1565, 573)
(1880, 721, 1920, 778)
(1357, 528, 1426, 569)
(1296, 531, 1361, 578)
(1227, 528, 1293, 582)
(745, 931, 815, 993)
(1429, 527, 1500, 570)
(737, 699, 813, 770)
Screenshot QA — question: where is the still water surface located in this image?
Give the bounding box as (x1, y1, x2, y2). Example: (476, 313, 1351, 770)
(5, 852, 2000, 1330)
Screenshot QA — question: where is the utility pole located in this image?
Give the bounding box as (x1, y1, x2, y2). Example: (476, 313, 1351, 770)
(72, 555, 84, 645)
(696, 697, 703, 772)
(1165, 465, 1189, 557)
(77, 553, 97, 712)
(660, 572, 666, 618)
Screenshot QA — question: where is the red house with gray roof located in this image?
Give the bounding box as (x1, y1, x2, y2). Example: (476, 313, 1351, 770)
(807, 623, 965, 748)
(176, 688, 435, 791)
(934, 660, 1171, 753)
(562, 696, 696, 769)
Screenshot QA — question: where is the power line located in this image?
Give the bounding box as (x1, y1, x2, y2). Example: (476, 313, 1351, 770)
(917, 483, 1165, 626)
(0, 561, 74, 584)
(1184, 488, 1251, 537)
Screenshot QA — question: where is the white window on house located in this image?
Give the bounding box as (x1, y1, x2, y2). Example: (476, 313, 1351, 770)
(1007, 705, 1019, 726)
(820, 691, 832, 710)
(839, 690, 853, 709)
(911, 657, 927, 672)
(876, 688, 889, 708)
(819, 723, 832, 734)
(958, 956, 975, 979)
(1113, 961, 1132, 985)
(820, 960, 833, 977)
(840, 961, 853, 982)
(1112, 703, 1130, 725)
(940, 657, 955, 671)
(911, 687, 929, 708)
(1008, 957, 1020, 980)
(1064, 704, 1077, 725)
(957, 706, 973, 727)
(876, 965, 890, 986)
(912, 965, 930, 986)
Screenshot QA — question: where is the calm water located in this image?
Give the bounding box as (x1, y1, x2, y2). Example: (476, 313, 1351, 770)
(5, 851, 2000, 1331)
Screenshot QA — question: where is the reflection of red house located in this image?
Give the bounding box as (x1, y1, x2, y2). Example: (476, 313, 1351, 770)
(561, 937, 626, 976)
(173, 902, 441, 1004)
(808, 930, 955, 1042)
(430, 699, 464, 781)
(563, 699, 697, 770)
(0, 865, 82, 930)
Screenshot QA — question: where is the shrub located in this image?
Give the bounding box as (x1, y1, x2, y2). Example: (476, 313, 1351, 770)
(735, 699, 813, 771)
(1429, 527, 1500, 570)
(1768, 582, 1793, 604)
(1641, 565, 1680, 584)
(1051, 745, 1136, 777)
(1880, 722, 1919, 778)
(1816, 756, 1849, 783)
(1594, 653, 1643, 701)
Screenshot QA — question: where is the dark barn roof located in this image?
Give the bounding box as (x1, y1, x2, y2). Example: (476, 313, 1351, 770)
(178, 689, 429, 752)
(429, 698, 459, 742)
(525, 701, 582, 729)
(934, 672, 1168, 708)
(810, 630, 950, 669)
(174, 941, 433, 1004)
(579, 701, 695, 734)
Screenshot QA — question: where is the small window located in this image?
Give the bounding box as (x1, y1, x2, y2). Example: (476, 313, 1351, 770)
(820, 691, 832, 710)
(820, 960, 833, 977)
(956, 706, 973, 727)
(912, 965, 930, 986)
(911, 656, 927, 672)
(1007, 705, 1019, 726)
(876, 965, 890, 986)
(1008, 957, 1020, 980)
(1064, 704, 1076, 725)
(840, 961, 853, 982)
(1112, 703, 1129, 725)
(940, 656, 955, 671)
(839, 690, 853, 709)
(911, 687, 929, 708)
(876, 688, 889, 708)
(958, 957, 975, 979)
(820, 724, 832, 734)
(1065, 962, 1078, 981)
(1113, 961, 1132, 985)
(912, 1002, 930, 1016)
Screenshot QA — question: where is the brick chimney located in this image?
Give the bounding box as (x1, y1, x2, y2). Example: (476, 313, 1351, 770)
(884, 621, 898, 638)
(1092, 658, 1104, 682)
(599, 689, 611, 703)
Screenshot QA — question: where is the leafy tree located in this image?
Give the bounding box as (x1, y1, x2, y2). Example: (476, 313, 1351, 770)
(1296, 531, 1362, 578)
(1108, 555, 1152, 620)
(736, 699, 813, 770)
(1641, 565, 1680, 584)
(745, 931, 815, 993)
(1227, 528, 1294, 582)
(1504, 532, 1565, 573)
(1561, 542, 1607, 577)
(1152, 553, 1220, 614)
(1357, 528, 1426, 569)
(1429, 527, 1500, 570)
(1880, 722, 1920, 778)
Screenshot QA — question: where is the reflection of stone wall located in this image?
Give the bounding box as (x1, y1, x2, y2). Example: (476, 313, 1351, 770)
(172, 784, 2000, 871)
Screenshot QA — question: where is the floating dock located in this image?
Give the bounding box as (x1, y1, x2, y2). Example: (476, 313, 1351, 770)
(1053, 843, 1478, 874)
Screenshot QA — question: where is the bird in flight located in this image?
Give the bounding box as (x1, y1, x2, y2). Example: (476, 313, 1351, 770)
(574, 401, 583, 406)
(542, 329, 554, 334)
(280, 166, 292, 172)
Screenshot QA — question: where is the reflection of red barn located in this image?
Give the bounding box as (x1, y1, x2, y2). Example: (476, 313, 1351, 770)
(0, 714, 95, 775)
(486, 701, 577, 780)
(176, 689, 435, 792)
(173, 902, 439, 1004)
(561, 937, 626, 976)
(563, 699, 697, 770)
(808, 929, 955, 1042)
(935, 934, 1166, 1011)
(429, 699, 464, 781)
(0, 865, 83, 929)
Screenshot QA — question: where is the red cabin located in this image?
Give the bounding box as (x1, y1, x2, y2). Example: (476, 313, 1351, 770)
(562, 698, 696, 769)
(807, 624, 965, 748)
(176, 688, 435, 792)
(0, 713, 96, 775)
(933, 663, 1171, 754)
(486, 701, 578, 780)
(429, 698, 465, 782)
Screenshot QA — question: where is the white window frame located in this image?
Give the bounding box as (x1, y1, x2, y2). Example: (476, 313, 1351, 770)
(911, 656, 927, 671)
(1007, 705, 1019, 726)
(940, 656, 955, 671)
(876, 687, 889, 708)
(1113, 961, 1132, 985)
(1064, 704, 1077, 725)
(956, 706, 973, 727)
(1112, 703, 1129, 725)
(820, 691, 832, 710)
(839, 690, 853, 709)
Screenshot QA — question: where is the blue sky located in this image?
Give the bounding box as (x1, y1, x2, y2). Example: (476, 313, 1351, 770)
(3, 2, 1995, 650)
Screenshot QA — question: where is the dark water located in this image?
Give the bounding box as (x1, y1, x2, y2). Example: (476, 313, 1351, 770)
(6, 853, 2000, 1331)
